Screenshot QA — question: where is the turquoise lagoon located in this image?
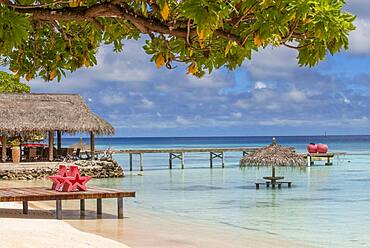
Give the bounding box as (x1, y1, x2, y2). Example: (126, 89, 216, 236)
(67, 136, 370, 247)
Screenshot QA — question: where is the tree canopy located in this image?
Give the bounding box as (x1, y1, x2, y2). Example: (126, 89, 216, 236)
(0, 71, 30, 93)
(0, 0, 355, 81)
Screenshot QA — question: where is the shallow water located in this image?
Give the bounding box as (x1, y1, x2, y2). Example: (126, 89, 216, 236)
(7, 136, 370, 247)
(66, 135, 370, 248)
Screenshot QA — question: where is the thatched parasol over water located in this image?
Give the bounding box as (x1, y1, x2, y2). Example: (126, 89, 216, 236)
(69, 139, 90, 151)
(240, 138, 305, 178)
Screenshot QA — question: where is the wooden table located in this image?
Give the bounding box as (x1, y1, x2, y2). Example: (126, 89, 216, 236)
(0, 187, 135, 219)
(256, 176, 292, 189)
(263, 176, 285, 183)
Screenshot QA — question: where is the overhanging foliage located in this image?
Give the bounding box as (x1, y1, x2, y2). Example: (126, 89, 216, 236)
(0, 0, 355, 81)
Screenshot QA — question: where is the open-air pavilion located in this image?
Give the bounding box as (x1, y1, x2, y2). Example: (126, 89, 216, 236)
(0, 93, 114, 163)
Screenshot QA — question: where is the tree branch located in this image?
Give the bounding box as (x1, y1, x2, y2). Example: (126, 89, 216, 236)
(6, 2, 244, 45)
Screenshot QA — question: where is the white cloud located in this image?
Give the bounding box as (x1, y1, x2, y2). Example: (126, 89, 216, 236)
(231, 112, 242, 119)
(254, 81, 268, 89)
(100, 94, 126, 106)
(349, 18, 370, 54)
(235, 99, 249, 109)
(176, 116, 192, 126)
(185, 72, 231, 89)
(340, 93, 351, 104)
(140, 98, 154, 109)
(244, 46, 299, 80)
(287, 89, 306, 103)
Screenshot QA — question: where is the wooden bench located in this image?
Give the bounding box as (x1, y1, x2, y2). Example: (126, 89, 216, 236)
(255, 181, 292, 189)
(0, 187, 135, 219)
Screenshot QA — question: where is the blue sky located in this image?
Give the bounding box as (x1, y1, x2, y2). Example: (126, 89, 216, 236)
(18, 1, 370, 136)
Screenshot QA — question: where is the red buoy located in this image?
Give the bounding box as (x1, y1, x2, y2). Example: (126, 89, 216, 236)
(317, 144, 328, 153)
(307, 143, 317, 153)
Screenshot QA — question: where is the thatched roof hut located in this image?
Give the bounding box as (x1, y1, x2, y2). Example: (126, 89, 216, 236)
(0, 93, 114, 162)
(240, 143, 305, 167)
(0, 93, 114, 136)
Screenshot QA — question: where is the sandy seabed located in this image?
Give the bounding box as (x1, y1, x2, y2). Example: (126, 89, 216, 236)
(0, 200, 315, 248)
(0, 180, 314, 248)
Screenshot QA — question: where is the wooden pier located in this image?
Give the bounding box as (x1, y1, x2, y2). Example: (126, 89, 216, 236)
(0, 187, 135, 219)
(97, 147, 261, 171)
(95, 147, 344, 171)
(304, 153, 335, 166)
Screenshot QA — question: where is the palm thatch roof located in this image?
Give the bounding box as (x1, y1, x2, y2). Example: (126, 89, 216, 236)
(0, 93, 114, 136)
(240, 143, 305, 167)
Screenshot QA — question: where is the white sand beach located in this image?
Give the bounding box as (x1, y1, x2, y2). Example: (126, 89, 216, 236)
(0, 202, 130, 248)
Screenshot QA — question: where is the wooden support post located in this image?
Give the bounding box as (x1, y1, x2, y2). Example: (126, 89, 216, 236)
(307, 155, 311, 167)
(210, 152, 213, 168)
(325, 156, 332, 166)
(1, 135, 7, 162)
(56, 200, 62, 219)
(22, 201, 28, 214)
(48, 131, 54, 162)
(90, 130, 95, 161)
(97, 198, 102, 216)
(117, 197, 123, 219)
(129, 154, 133, 171)
(80, 199, 85, 216)
(57, 131, 62, 155)
(181, 152, 184, 169)
(169, 153, 173, 169)
(221, 151, 225, 168)
(139, 153, 143, 171)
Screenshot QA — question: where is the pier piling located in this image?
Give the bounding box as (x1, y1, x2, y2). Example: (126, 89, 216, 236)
(139, 153, 143, 171)
(169, 152, 184, 169)
(129, 154, 133, 171)
(210, 152, 225, 168)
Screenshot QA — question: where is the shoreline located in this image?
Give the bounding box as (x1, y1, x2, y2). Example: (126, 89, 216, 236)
(0, 198, 315, 248)
(0, 176, 319, 248)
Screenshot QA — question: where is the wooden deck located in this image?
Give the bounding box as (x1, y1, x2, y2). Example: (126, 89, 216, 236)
(103, 147, 261, 154)
(0, 187, 135, 219)
(304, 153, 335, 166)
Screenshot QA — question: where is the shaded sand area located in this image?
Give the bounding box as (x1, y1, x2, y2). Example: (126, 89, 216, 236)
(0, 180, 315, 248)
